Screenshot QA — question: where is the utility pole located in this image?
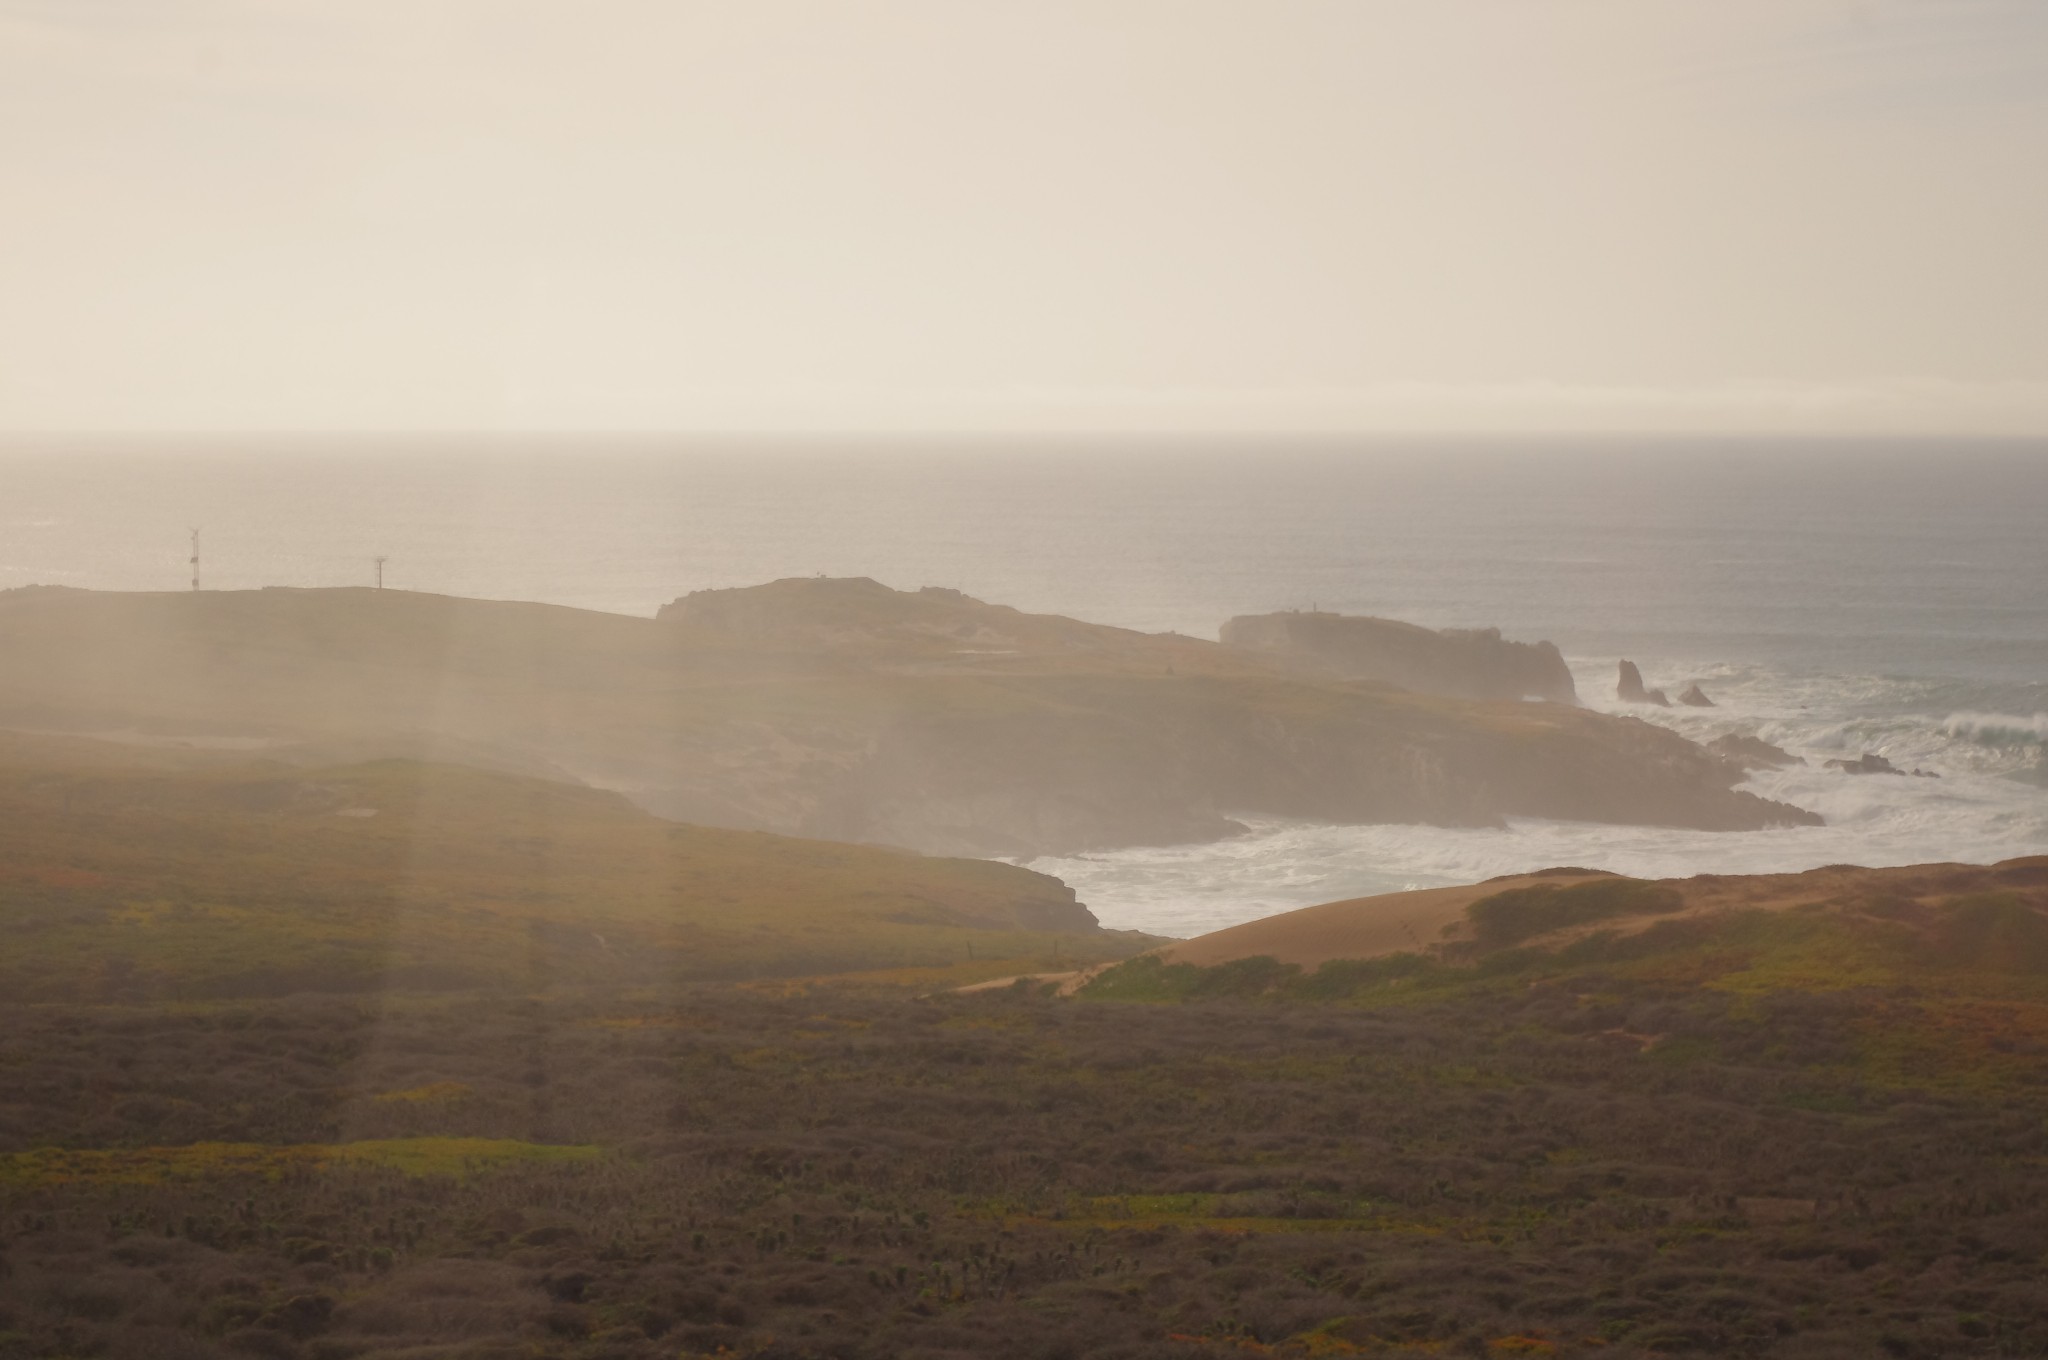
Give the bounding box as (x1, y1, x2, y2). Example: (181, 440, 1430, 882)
(374, 556, 387, 590)
(189, 529, 200, 591)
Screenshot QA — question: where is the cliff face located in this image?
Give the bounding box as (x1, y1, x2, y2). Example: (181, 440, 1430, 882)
(1220, 611, 1578, 704)
(0, 580, 1816, 858)
(758, 676, 1811, 857)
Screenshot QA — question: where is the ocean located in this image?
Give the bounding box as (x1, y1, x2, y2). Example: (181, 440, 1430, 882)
(4, 434, 2045, 936)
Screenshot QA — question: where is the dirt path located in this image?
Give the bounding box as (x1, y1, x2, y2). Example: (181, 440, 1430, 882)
(949, 963, 1117, 997)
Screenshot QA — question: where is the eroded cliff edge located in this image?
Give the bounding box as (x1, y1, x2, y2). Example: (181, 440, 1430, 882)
(1220, 610, 1579, 704)
(0, 579, 1818, 857)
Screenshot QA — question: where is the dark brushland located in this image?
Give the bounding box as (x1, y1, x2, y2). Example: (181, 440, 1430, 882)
(0, 578, 1815, 858)
(0, 709, 2043, 1357)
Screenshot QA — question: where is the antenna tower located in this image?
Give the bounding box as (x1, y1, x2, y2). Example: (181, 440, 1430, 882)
(189, 529, 200, 592)
(374, 556, 387, 590)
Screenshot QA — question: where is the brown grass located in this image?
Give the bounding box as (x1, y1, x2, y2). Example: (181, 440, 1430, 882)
(1152, 859, 2048, 972)
(1154, 874, 1613, 969)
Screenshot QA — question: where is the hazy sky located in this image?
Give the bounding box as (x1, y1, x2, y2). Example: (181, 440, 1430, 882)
(4, 1, 2046, 435)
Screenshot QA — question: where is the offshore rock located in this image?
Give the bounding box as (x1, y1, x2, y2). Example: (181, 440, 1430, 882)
(1708, 733, 1804, 771)
(1825, 752, 1941, 779)
(1219, 611, 1578, 704)
(1826, 753, 1904, 776)
(1617, 660, 1670, 707)
(1678, 683, 1715, 708)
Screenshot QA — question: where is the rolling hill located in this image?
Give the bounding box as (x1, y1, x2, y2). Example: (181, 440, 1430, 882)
(1086, 857, 2048, 1037)
(0, 731, 1146, 1003)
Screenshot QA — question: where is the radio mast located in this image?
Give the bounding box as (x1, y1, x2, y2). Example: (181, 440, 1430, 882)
(189, 529, 200, 591)
(374, 556, 387, 590)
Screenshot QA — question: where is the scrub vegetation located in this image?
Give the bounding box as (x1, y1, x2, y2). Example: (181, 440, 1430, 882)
(4, 736, 2045, 1358)
(6, 964, 2048, 1359)
(0, 734, 1143, 1004)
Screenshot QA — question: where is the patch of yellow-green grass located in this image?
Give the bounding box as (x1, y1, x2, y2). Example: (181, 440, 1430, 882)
(0, 1137, 601, 1186)
(370, 1080, 473, 1104)
(337, 1138, 600, 1177)
(1855, 998, 2048, 1091)
(1642, 903, 2048, 1006)
(1697, 913, 1911, 998)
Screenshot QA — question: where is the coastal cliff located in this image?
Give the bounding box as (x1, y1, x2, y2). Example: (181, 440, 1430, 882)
(1220, 610, 1578, 704)
(0, 579, 1818, 857)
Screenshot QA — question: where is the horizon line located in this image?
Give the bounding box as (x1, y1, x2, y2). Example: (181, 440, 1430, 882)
(6, 428, 2048, 446)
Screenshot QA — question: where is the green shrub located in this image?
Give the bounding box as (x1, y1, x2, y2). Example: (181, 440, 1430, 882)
(1465, 878, 1684, 950)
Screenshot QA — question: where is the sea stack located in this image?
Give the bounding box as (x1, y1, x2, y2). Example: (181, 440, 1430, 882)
(1678, 683, 1715, 708)
(1617, 660, 1670, 706)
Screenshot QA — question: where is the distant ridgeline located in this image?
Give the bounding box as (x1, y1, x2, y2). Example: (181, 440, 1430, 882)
(0, 579, 1815, 859)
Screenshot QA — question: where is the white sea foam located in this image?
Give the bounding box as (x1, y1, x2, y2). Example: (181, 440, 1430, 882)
(1945, 711, 2048, 747)
(1040, 658, 2048, 937)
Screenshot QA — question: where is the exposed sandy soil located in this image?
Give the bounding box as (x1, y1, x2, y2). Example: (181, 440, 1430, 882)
(951, 963, 1117, 997)
(1151, 858, 2048, 971)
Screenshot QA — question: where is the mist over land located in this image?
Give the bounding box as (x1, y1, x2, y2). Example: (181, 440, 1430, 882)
(0, 573, 1816, 857)
(4, 439, 2048, 1357)
(7, 0, 2048, 1353)
(7, 438, 2045, 928)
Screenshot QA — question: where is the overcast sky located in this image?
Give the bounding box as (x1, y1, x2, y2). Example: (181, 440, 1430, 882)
(4, 1, 2046, 435)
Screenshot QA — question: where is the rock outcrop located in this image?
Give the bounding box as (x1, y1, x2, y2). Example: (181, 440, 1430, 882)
(1678, 683, 1715, 708)
(1826, 752, 1940, 778)
(1616, 660, 1670, 707)
(1708, 733, 1804, 771)
(0, 580, 1822, 858)
(1218, 611, 1577, 704)
(1826, 753, 1902, 776)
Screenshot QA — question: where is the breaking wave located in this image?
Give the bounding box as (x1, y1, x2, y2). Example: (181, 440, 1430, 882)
(1944, 711, 2048, 749)
(1038, 660, 2048, 937)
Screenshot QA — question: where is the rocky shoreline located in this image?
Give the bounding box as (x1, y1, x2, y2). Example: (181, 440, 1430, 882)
(0, 579, 1822, 857)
